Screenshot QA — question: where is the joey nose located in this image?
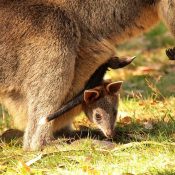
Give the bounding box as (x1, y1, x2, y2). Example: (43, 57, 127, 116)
(105, 130, 114, 138)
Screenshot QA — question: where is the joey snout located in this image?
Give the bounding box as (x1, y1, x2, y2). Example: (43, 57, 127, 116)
(92, 110, 116, 138)
(103, 128, 114, 138)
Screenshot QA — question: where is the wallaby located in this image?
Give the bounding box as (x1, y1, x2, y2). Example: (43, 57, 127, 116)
(1, 0, 175, 151)
(82, 81, 122, 138)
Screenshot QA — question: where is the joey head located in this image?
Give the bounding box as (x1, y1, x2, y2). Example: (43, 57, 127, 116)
(83, 81, 122, 138)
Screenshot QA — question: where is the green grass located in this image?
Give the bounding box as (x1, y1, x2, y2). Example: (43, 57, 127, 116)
(0, 23, 175, 175)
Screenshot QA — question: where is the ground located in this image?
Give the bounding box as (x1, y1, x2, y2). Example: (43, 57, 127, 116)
(0, 23, 175, 175)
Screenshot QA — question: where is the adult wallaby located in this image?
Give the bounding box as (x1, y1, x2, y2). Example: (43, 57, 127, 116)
(0, 0, 175, 151)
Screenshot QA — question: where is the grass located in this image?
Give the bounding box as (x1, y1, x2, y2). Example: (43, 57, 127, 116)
(0, 23, 175, 175)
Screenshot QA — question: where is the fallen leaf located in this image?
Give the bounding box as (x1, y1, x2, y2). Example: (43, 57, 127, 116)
(141, 67, 157, 72)
(134, 65, 161, 75)
(139, 102, 145, 106)
(120, 116, 132, 125)
(150, 101, 158, 105)
(135, 119, 142, 124)
(18, 160, 31, 173)
(163, 116, 171, 123)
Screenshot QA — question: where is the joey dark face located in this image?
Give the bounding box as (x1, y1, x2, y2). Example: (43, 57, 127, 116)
(83, 81, 122, 138)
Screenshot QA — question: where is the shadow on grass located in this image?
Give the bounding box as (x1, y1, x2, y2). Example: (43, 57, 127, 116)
(55, 118, 175, 144)
(1, 118, 174, 148)
(0, 120, 175, 149)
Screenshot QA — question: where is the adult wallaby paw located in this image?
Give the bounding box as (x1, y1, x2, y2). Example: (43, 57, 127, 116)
(166, 47, 175, 60)
(23, 126, 54, 151)
(23, 131, 33, 151)
(30, 131, 54, 151)
(30, 137, 54, 151)
(23, 140, 32, 151)
(23, 135, 54, 151)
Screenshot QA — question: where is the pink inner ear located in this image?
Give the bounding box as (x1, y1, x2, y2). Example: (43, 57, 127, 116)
(84, 89, 100, 104)
(106, 81, 123, 94)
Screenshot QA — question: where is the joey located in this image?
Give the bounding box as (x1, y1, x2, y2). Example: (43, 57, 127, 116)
(83, 81, 122, 138)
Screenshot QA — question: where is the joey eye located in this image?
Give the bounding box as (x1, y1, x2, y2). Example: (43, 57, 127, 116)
(95, 113, 102, 121)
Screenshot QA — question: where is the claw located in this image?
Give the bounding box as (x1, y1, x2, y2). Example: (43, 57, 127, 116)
(166, 47, 175, 60)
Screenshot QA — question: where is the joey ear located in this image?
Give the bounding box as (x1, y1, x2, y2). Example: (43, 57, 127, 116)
(84, 89, 100, 104)
(106, 81, 123, 94)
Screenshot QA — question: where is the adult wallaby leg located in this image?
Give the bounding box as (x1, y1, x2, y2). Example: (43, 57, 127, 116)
(0, 1, 80, 151)
(23, 46, 77, 151)
(21, 20, 79, 150)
